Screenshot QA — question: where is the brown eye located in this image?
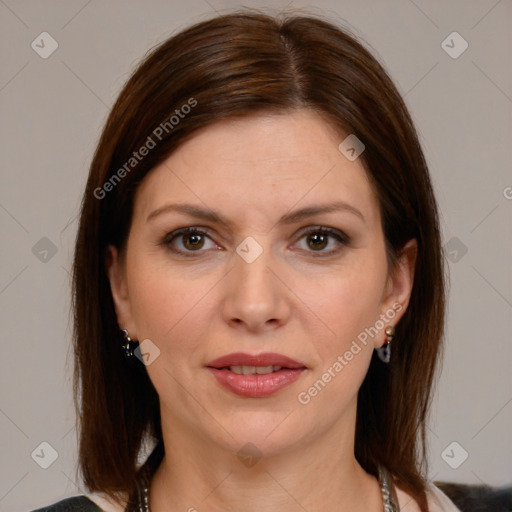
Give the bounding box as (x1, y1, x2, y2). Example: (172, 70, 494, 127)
(182, 232, 205, 250)
(307, 232, 329, 251)
(296, 227, 348, 255)
(163, 227, 216, 255)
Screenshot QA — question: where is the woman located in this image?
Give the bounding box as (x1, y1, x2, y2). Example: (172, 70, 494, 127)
(32, 9, 460, 512)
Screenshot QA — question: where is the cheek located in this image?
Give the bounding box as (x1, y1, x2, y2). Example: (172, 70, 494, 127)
(302, 262, 386, 354)
(294, 263, 386, 414)
(126, 256, 216, 356)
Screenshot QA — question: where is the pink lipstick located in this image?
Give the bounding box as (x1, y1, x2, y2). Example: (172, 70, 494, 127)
(206, 352, 307, 398)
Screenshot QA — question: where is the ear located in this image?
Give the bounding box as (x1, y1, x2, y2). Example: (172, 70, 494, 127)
(377, 239, 417, 345)
(105, 245, 137, 337)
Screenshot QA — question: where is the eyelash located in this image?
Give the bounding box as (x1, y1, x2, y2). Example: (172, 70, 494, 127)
(161, 226, 349, 258)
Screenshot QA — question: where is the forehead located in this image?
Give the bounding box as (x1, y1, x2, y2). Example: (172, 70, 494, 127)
(134, 110, 380, 228)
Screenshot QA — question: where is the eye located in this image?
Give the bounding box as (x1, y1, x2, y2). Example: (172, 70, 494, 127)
(161, 226, 349, 257)
(162, 227, 218, 255)
(294, 227, 349, 255)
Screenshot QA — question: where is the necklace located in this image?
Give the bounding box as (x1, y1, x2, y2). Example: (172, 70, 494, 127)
(137, 464, 399, 511)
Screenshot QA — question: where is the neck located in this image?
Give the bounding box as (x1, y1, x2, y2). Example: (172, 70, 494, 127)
(148, 408, 383, 511)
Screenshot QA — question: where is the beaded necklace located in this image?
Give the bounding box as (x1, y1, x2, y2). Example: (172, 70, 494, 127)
(135, 464, 400, 511)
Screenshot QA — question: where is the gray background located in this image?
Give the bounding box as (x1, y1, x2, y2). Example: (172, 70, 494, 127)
(1, 0, 511, 510)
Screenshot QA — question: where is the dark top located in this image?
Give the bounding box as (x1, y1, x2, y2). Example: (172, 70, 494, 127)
(31, 496, 103, 511)
(30, 482, 512, 512)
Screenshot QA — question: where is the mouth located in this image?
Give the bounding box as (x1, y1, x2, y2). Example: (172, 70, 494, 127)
(206, 352, 307, 398)
(216, 365, 286, 375)
(206, 352, 307, 370)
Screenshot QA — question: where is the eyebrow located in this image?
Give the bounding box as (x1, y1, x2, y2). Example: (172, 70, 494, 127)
(146, 200, 365, 227)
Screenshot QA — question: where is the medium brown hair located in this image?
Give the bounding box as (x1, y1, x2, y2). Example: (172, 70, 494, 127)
(72, 9, 446, 511)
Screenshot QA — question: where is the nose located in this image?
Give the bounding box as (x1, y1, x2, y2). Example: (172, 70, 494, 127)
(221, 241, 291, 333)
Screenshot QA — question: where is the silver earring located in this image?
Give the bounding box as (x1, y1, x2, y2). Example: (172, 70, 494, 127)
(376, 325, 395, 364)
(121, 329, 138, 359)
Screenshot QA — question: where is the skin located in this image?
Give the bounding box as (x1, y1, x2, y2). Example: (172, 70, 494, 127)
(106, 109, 418, 512)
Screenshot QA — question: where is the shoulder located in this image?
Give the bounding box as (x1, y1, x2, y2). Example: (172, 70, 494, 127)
(29, 492, 126, 512)
(394, 483, 462, 512)
(84, 493, 127, 512)
(29, 495, 105, 512)
(426, 484, 463, 511)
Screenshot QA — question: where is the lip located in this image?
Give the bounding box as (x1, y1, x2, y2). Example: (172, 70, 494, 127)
(207, 368, 306, 398)
(206, 352, 306, 369)
(206, 352, 307, 398)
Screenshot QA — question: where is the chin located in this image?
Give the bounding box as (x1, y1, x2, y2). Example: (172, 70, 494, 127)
(207, 414, 308, 459)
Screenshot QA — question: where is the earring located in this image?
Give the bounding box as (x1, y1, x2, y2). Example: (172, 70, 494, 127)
(376, 325, 395, 364)
(121, 329, 138, 359)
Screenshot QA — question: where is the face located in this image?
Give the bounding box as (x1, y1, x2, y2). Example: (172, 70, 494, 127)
(106, 109, 416, 457)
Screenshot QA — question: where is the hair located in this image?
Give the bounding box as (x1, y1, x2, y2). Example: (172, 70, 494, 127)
(72, 9, 446, 512)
